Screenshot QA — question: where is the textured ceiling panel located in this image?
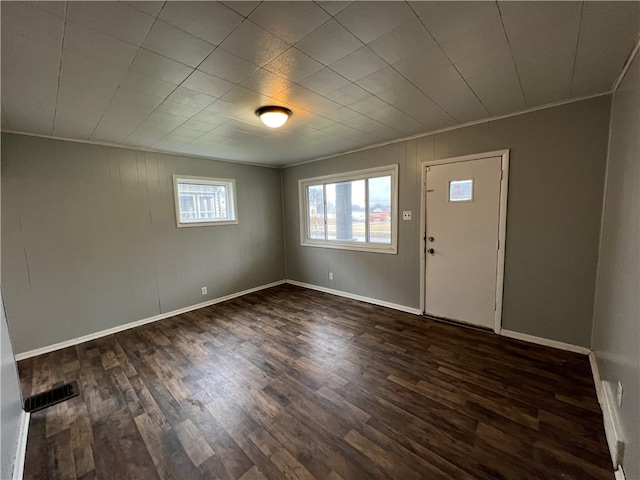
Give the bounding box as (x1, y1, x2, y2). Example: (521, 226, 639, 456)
(1, 1, 638, 166)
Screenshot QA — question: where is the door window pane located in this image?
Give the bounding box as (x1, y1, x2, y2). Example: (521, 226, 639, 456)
(449, 179, 473, 202)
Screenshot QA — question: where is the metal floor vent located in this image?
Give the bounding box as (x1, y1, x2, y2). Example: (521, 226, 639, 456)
(24, 381, 79, 413)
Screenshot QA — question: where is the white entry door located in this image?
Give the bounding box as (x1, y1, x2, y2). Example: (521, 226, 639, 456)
(424, 156, 504, 330)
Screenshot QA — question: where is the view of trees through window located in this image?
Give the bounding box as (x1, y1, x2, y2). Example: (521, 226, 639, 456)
(307, 175, 392, 244)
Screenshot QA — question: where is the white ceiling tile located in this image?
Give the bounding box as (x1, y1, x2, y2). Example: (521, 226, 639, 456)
(326, 83, 371, 106)
(316, 2, 352, 17)
(190, 110, 229, 127)
(142, 20, 215, 68)
(297, 67, 351, 95)
(335, 1, 416, 44)
(63, 22, 140, 69)
(501, 1, 582, 40)
(295, 19, 362, 66)
(366, 105, 427, 134)
(437, 17, 508, 65)
(205, 98, 242, 117)
(219, 87, 270, 114)
(159, 2, 243, 45)
(357, 66, 407, 95)
(145, 111, 191, 128)
(165, 87, 217, 108)
(66, 2, 155, 46)
(126, 2, 164, 17)
(1, 4, 63, 134)
(572, 1, 640, 96)
(156, 100, 202, 118)
(59, 50, 129, 92)
(129, 49, 194, 84)
(26, 1, 67, 19)
(320, 105, 361, 123)
(165, 125, 207, 139)
(181, 70, 235, 98)
(410, 66, 489, 123)
(179, 119, 217, 133)
(1, 2, 64, 47)
(221, 2, 261, 17)
(368, 18, 436, 65)
(120, 70, 177, 99)
(341, 114, 388, 133)
(275, 85, 342, 118)
(414, 1, 501, 43)
(264, 48, 324, 83)
(248, 2, 331, 45)
(329, 47, 387, 82)
(92, 87, 164, 142)
(455, 46, 526, 116)
(378, 83, 456, 129)
(348, 96, 389, 115)
(198, 48, 260, 83)
(240, 69, 294, 97)
(393, 46, 453, 83)
(218, 21, 290, 67)
(54, 66, 123, 138)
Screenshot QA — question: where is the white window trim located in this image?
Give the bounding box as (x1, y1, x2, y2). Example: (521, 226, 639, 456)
(298, 164, 398, 254)
(173, 175, 238, 228)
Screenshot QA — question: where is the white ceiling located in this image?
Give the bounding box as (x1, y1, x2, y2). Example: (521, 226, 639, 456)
(2, 1, 639, 167)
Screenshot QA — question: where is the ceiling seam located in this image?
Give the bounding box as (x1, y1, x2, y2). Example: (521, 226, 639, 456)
(496, 1, 528, 109)
(51, 1, 69, 136)
(406, 2, 492, 118)
(568, 2, 585, 97)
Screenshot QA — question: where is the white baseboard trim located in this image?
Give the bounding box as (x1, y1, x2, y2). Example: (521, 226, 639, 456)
(500, 329, 591, 355)
(15, 280, 286, 360)
(589, 351, 603, 403)
(286, 279, 422, 315)
(13, 410, 29, 480)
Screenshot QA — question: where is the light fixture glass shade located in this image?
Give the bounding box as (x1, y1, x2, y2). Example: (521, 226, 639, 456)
(256, 106, 291, 128)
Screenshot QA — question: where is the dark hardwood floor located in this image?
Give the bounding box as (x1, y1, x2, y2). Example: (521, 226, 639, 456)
(18, 284, 613, 480)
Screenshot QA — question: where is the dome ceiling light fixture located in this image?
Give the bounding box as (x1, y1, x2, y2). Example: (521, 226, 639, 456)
(256, 106, 292, 128)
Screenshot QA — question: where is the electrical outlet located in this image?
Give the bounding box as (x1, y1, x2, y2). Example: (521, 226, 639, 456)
(403, 211, 412, 220)
(201, 286, 207, 295)
(329, 272, 333, 281)
(617, 381, 623, 407)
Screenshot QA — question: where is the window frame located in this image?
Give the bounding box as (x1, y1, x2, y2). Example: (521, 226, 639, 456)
(298, 164, 398, 254)
(173, 175, 238, 228)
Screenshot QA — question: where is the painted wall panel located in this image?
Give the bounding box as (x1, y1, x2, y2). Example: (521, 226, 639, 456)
(283, 96, 611, 347)
(592, 50, 640, 480)
(1, 134, 285, 354)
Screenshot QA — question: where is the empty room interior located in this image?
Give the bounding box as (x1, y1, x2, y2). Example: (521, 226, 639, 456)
(1, 1, 639, 479)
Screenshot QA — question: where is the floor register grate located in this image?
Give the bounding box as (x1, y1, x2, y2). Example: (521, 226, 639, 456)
(24, 381, 79, 413)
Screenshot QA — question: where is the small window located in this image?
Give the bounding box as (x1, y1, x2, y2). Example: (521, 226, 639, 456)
(449, 179, 473, 202)
(299, 165, 398, 254)
(173, 175, 237, 227)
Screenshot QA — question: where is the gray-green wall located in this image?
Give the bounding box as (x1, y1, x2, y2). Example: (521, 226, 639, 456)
(592, 51, 639, 479)
(2, 134, 285, 354)
(283, 95, 611, 347)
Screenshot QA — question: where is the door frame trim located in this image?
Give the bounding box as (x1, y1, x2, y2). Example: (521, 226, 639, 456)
(419, 149, 510, 333)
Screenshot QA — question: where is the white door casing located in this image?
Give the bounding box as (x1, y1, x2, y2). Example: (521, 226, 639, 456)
(420, 150, 509, 332)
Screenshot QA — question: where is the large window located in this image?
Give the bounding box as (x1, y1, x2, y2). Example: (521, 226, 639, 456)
(299, 165, 398, 254)
(173, 175, 237, 227)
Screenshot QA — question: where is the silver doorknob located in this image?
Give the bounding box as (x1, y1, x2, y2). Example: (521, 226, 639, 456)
(427, 248, 435, 255)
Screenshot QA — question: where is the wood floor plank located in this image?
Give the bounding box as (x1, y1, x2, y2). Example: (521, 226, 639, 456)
(19, 284, 613, 479)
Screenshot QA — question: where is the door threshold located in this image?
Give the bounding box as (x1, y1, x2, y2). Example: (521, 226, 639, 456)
(422, 314, 493, 333)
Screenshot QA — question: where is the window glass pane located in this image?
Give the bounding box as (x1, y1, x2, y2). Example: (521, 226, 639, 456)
(326, 179, 365, 242)
(174, 176, 236, 226)
(368, 175, 392, 244)
(179, 194, 196, 221)
(449, 179, 473, 202)
(307, 185, 325, 240)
